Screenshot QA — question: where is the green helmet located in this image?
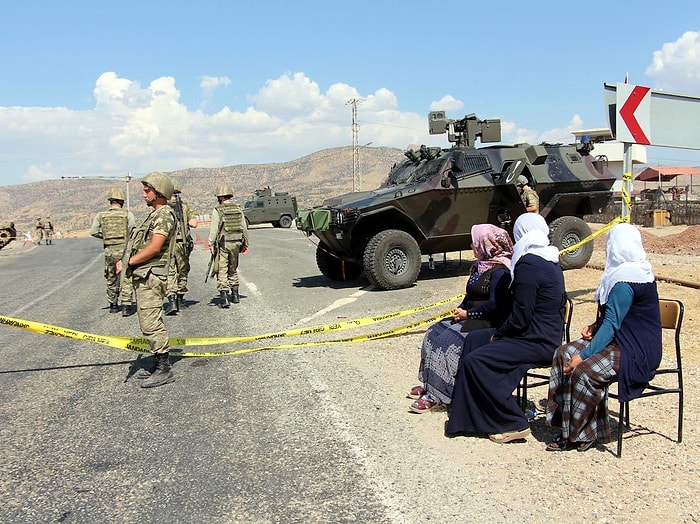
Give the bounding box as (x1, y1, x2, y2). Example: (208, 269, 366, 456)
(142, 171, 174, 200)
(107, 187, 125, 201)
(173, 180, 182, 194)
(215, 185, 234, 197)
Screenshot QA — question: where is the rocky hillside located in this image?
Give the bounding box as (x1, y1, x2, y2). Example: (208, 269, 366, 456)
(0, 146, 405, 235)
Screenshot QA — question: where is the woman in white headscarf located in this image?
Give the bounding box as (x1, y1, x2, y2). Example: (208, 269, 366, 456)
(446, 213, 567, 443)
(545, 223, 661, 452)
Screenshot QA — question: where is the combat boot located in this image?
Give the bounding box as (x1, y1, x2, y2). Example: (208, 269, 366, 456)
(219, 290, 230, 308)
(122, 304, 133, 317)
(163, 294, 179, 316)
(109, 303, 120, 313)
(177, 293, 186, 308)
(231, 286, 240, 304)
(140, 353, 174, 388)
(135, 355, 157, 379)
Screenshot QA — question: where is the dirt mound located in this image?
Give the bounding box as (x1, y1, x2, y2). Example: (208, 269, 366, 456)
(639, 225, 700, 256)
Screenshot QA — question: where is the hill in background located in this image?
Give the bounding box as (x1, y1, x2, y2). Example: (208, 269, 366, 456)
(0, 146, 405, 235)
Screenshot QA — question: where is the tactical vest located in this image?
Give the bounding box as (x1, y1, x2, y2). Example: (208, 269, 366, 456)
(101, 209, 129, 246)
(129, 207, 176, 276)
(216, 203, 244, 241)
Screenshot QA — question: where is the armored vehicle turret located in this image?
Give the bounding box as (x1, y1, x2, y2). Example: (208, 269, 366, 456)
(243, 187, 298, 228)
(297, 112, 616, 290)
(0, 221, 17, 250)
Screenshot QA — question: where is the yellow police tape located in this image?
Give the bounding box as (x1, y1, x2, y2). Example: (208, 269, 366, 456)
(0, 295, 460, 357)
(557, 215, 627, 257)
(0, 215, 627, 358)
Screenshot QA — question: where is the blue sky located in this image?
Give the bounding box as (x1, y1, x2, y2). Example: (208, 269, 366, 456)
(0, 0, 698, 187)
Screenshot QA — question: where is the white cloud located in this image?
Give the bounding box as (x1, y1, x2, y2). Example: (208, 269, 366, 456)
(646, 31, 700, 94)
(429, 96, 463, 112)
(199, 75, 231, 108)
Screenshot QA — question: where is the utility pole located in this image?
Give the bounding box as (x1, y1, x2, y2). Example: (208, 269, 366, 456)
(61, 173, 133, 211)
(347, 98, 363, 192)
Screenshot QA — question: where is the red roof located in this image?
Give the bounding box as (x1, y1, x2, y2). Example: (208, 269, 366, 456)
(635, 166, 700, 182)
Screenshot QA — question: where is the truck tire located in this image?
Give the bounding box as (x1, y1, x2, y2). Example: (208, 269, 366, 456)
(316, 245, 363, 281)
(363, 229, 421, 290)
(549, 216, 593, 270)
(279, 215, 293, 228)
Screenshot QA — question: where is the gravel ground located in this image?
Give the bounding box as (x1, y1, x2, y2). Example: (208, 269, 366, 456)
(337, 224, 700, 524)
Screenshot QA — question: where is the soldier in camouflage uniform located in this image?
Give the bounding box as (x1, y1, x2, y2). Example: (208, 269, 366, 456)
(44, 216, 55, 244)
(164, 180, 199, 315)
(208, 185, 249, 308)
(34, 217, 44, 245)
(516, 175, 540, 213)
(90, 188, 136, 315)
(119, 172, 178, 388)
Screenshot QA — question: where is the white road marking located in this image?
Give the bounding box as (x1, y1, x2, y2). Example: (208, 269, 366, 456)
(296, 289, 368, 325)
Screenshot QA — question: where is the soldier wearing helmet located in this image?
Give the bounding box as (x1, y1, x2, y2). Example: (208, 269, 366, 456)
(516, 175, 539, 213)
(117, 171, 178, 388)
(208, 184, 249, 308)
(164, 179, 199, 315)
(90, 187, 137, 314)
(44, 216, 55, 245)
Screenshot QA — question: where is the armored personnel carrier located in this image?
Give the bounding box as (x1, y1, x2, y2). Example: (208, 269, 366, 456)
(297, 112, 616, 290)
(243, 187, 298, 228)
(0, 221, 17, 250)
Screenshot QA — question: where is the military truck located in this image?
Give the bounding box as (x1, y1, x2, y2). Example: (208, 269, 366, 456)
(243, 187, 298, 228)
(0, 221, 17, 250)
(296, 111, 616, 290)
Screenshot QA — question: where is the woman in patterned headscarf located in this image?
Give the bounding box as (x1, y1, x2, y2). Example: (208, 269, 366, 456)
(545, 223, 660, 452)
(409, 224, 514, 413)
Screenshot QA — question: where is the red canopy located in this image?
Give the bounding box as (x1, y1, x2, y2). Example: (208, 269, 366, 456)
(635, 166, 700, 182)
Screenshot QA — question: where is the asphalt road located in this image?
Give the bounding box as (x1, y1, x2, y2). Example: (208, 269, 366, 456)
(0, 226, 471, 523)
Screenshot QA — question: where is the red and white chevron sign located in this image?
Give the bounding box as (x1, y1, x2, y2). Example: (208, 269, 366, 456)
(616, 84, 651, 145)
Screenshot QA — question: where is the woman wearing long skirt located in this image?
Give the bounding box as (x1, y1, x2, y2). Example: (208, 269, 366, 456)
(445, 213, 566, 443)
(546, 223, 661, 451)
(409, 224, 514, 413)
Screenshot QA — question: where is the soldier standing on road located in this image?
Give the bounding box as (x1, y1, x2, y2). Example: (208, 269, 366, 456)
(164, 180, 199, 315)
(208, 185, 249, 308)
(34, 217, 44, 245)
(118, 172, 178, 388)
(517, 175, 539, 213)
(90, 188, 136, 315)
(44, 216, 55, 245)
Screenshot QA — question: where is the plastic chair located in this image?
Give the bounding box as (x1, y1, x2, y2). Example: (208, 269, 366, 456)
(607, 298, 684, 458)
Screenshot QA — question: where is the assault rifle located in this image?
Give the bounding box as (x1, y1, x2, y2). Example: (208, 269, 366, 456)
(205, 217, 224, 283)
(173, 194, 194, 254)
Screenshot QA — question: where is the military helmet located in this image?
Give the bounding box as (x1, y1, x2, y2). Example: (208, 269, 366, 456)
(215, 185, 234, 197)
(173, 180, 182, 194)
(107, 187, 126, 201)
(516, 175, 528, 187)
(142, 171, 174, 200)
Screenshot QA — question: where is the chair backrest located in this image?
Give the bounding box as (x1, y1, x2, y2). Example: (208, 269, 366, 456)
(563, 296, 573, 343)
(658, 298, 683, 368)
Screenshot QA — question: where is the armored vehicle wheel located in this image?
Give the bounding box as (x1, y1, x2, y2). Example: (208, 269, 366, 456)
(549, 216, 593, 270)
(363, 229, 421, 290)
(316, 245, 363, 281)
(279, 215, 293, 228)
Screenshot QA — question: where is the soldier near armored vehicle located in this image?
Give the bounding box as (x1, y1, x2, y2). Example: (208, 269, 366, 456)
(44, 216, 55, 245)
(516, 175, 539, 213)
(208, 185, 249, 308)
(117, 172, 178, 388)
(34, 217, 44, 245)
(164, 180, 199, 315)
(90, 188, 136, 315)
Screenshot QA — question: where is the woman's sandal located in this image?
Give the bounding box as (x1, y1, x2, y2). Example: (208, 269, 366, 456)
(546, 434, 570, 451)
(488, 427, 531, 443)
(409, 397, 442, 413)
(407, 385, 426, 400)
(575, 440, 596, 452)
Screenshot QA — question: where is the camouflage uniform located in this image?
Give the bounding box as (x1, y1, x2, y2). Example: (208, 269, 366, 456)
(34, 217, 44, 245)
(166, 195, 196, 306)
(209, 195, 248, 306)
(520, 186, 540, 213)
(90, 204, 136, 311)
(126, 204, 177, 355)
(44, 217, 55, 244)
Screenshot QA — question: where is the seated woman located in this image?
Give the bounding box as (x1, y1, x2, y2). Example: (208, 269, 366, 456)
(409, 224, 514, 413)
(445, 213, 566, 443)
(545, 223, 661, 452)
